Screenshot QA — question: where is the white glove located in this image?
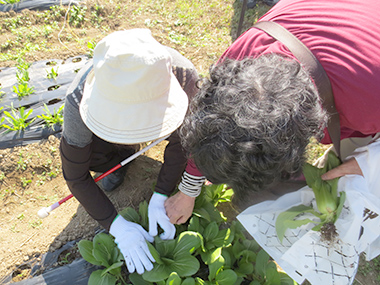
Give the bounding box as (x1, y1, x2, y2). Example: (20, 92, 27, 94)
(148, 192, 176, 240)
(109, 215, 155, 274)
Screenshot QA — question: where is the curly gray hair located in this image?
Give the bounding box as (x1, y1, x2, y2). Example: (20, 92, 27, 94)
(180, 54, 328, 198)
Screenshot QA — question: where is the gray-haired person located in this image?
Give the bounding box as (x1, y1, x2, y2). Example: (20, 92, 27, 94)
(180, 0, 380, 203)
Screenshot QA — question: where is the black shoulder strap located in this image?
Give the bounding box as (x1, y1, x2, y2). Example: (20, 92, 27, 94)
(253, 21, 341, 158)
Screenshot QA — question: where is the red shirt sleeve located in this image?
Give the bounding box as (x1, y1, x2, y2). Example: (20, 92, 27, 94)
(185, 158, 204, 177)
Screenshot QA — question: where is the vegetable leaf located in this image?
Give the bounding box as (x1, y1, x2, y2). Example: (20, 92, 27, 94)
(88, 269, 117, 285)
(275, 205, 316, 243)
(78, 240, 103, 266)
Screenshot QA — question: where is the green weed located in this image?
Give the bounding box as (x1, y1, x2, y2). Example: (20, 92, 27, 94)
(60, 252, 72, 264)
(36, 195, 48, 200)
(90, 4, 105, 28)
(47, 170, 58, 178)
(36, 173, 47, 185)
(3, 188, 15, 197)
(2, 15, 25, 31)
(17, 152, 31, 171)
(69, 5, 87, 28)
(20, 177, 32, 188)
(44, 5, 65, 22)
(10, 223, 19, 233)
(49, 146, 57, 153)
(29, 220, 42, 229)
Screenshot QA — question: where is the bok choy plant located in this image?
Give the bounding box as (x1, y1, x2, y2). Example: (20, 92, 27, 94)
(276, 151, 346, 243)
(79, 183, 296, 285)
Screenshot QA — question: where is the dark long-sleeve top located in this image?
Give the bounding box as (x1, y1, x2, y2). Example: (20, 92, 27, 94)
(60, 46, 199, 230)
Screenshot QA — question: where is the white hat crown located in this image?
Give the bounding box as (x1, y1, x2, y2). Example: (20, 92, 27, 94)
(79, 29, 188, 144)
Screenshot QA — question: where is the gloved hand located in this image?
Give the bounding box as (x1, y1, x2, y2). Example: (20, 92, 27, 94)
(109, 215, 155, 274)
(148, 192, 176, 240)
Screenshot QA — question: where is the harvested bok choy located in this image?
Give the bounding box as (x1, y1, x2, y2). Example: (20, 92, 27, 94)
(275, 151, 346, 243)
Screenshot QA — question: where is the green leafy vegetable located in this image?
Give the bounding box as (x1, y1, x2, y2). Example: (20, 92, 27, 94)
(79, 183, 297, 284)
(276, 151, 346, 243)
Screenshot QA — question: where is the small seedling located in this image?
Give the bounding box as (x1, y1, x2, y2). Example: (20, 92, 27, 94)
(16, 69, 30, 84)
(87, 40, 97, 58)
(17, 152, 31, 171)
(37, 104, 64, 128)
(12, 83, 35, 98)
(2, 104, 35, 131)
(36, 174, 46, 186)
(49, 146, 57, 153)
(47, 170, 58, 178)
(15, 57, 31, 84)
(46, 67, 58, 80)
(10, 223, 20, 233)
(20, 177, 32, 188)
(60, 252, 72, 264)
(0, 86, 5, 98)
(90, 4, 105, 28)
(16, 57, 31, 71)
(0, 0, 20, 5)
(29, 220, 42, 229)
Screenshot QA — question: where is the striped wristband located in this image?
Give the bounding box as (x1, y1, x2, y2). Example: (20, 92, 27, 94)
(178, 171, 206, 197)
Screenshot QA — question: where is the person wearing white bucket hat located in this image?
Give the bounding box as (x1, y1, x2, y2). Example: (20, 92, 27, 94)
(59, 29, 205, 274)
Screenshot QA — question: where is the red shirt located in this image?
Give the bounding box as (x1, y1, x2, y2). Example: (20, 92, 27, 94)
(221, 0, 380, 144)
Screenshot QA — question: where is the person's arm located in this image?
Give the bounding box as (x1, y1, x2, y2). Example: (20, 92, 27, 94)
(61, 70, 118, 231)
(321, 158, 363, 180)
(154, 130, 188, 195)
(323, 138, 380, 195)
(62, 82, 155, 274)
(148, 55, 203, 238)
(153, 49, 201, 196)
(60, 136, 118, 230)
(164, 158, 206, 224)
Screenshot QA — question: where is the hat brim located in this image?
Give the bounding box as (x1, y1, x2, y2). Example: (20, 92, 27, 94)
(79, 70, 188, 144)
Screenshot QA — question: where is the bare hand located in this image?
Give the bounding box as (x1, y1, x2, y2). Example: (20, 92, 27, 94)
(164, 191, 195, 224)
(321, 158, 363, 180)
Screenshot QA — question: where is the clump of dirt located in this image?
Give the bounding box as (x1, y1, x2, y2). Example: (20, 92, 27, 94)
(319, 222, 338, 245)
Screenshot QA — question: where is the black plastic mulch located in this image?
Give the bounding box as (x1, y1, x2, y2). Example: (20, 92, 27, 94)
(0, 55, 91, 149)
(0, 240, 101, 285)
(0, 0, 82, 13)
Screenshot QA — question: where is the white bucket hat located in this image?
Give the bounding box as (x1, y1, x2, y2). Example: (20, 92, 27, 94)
(79, 29, 189, 144)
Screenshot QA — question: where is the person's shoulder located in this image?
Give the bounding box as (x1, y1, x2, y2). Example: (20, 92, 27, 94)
(164, 46, 196, 70)
(66, 60, 94, 106)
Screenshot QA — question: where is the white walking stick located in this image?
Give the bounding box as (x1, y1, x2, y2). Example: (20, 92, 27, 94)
(38, 135, 169, 218)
